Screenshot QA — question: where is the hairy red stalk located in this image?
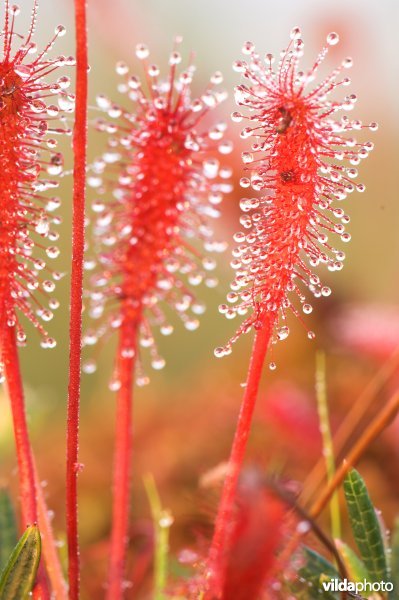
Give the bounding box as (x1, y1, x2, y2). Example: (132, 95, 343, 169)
(0, 2, 73, 596)
(208, 29, 375, 595)
(106, 323, 137, 600)
(3, 326, 37, 526)
(3, 328, 67, 598)
(66, 1, 88, 598)
(34, 463, 68, 600)
(86, 42, 230, 595)
(208, 317, 272, 592)
(220, 478, 283, 600)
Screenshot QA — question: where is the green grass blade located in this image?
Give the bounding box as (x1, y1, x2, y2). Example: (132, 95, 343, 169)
(315, 352, 341, 540)
(335, 539, 369, 582)
(0, 491, 18, 571)
(343, 469, 387, 582)
(144, 474, 173, 600)
(0, 525, 41, 600)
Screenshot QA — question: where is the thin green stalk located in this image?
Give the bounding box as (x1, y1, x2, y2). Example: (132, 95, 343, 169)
(315, 351, 341, 541)
(143, 474, 173, 600)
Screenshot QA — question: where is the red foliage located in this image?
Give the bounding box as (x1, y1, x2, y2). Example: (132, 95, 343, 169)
(217, 478, 283, 600)
(216, 29, 376, 358)
(333, 304, 399, 360)
(0, 1, 72, 359)
(85, 41, 231, 599)
(87, 42, 231, 377)
(262, 383, 322, 458)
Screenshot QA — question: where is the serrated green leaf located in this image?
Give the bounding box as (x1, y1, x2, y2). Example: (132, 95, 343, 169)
(0, 525, 41, 600)
(389, 517, 399, 599)
(0, 491, 18, 571)
(296, 548, 340, 599)
(335, 539, 370, 582)
(343, 469, 387, 582)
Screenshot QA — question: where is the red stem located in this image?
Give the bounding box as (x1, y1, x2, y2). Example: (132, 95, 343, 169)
(66, 1, 88, 599)
(207, 317, 272, 593)
(106, 324, 136, 600)
(34, 462, 68, 600)
(2, 327, 55, 599)
(3, 326, 37, 527)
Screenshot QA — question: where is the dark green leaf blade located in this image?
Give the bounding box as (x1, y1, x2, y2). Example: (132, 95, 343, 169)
(295, 547, 340, 599)
(0, 525, 41, 600)
(343, 469, 387, 582)
(389, 516, 399, 599)
(0, 491, 18, 571)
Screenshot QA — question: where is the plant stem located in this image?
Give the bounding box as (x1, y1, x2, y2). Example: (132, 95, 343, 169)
(144, 474, 172, 600)
(208, 317, 272, 591)
(301, 346, 399, 507)
(310, 390, 399, 520)
(2, 327, 65, 599)
(3, 326, 37, 528)
(315, 351, 340, 540)
(106, 324, 136, 600)
(34, 463, 68, 600)
(66, 1, 88, 598)
(277, 390, 399, 571)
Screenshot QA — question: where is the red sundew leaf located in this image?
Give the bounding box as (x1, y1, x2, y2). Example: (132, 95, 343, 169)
(85, 40, 232, 383)
(219, 483, 284, 600)
(215, 28, 376, 361)
(332, 304, 399, 360)
(262, 384, 322, 457)
(0, 0, 73, 366)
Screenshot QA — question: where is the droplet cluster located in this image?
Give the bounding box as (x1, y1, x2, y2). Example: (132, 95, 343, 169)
(0, 2, 74, 378)
(85, 40, 231, 380)
(216, 29, 375, 359)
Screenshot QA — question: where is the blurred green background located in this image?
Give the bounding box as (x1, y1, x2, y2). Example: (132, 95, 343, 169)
(1, 0, 399, 597)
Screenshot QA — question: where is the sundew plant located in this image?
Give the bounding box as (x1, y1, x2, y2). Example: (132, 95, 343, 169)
(0, 1, 398, 599)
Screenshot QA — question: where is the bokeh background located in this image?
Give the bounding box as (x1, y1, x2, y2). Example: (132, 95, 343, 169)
(1, 0, 399, 597)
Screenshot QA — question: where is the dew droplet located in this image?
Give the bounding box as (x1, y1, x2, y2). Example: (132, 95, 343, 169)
(82, 359, 97, 374)
(326, 32, 339, 46)
(321, 286, 331, 297)
(297, 520, 311, 534)
(242, 41, 255, 55)
(55, 24, 66, 37)
(109, 378, 121, 392)
(159, 511, 174, 528)
(342, 57, 353, 69)
(160, 324, 173, 336)
(46, 246, 60, 259)
(135, 44, 149, 60)
(277, 326, 289, 341)
(290, 27, 301, 40)
(151, 357, 166, 370)
(35, 219, 50, 236)
(136, 375, 150, 387)
(116, 61, 129, 75)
